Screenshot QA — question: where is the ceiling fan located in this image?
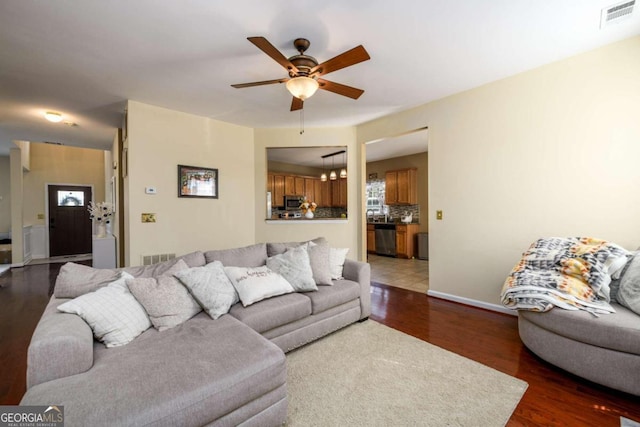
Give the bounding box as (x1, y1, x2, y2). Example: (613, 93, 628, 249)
(231, 37, 370, 111)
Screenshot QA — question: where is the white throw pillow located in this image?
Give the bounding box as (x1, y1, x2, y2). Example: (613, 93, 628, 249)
(57, 272, 151, 347)
(329, 248, 350, 280)
(174, 261, 239, 319)
(267, 246, 317, 292)
(224, 265, 295, 307)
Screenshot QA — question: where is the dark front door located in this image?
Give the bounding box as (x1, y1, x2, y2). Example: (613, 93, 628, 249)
(48, 185, 93, 257)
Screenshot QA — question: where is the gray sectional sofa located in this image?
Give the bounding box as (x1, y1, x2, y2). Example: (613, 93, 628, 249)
(21, 240, 371, 426)
(518, 250, 640, 396)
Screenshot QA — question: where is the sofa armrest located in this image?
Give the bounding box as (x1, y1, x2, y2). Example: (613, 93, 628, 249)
(26, 297, 94, 389)
(342, 259, 371, 319)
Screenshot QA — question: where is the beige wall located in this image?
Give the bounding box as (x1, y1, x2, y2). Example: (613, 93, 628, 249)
(366, 152, 428, 232)
(254, 128, 362, 259)
(22, 143, 105, 227)
(357, 36, 640, 307)
(125, 101, 255, 266)
(268, 159, 324, 177)
(0, 156, 10, 232)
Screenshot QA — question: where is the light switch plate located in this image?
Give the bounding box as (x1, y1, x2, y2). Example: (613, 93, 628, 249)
(145, 187, 157, 194)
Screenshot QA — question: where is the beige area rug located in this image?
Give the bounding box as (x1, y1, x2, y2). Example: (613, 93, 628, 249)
(286, 321, 527, 426)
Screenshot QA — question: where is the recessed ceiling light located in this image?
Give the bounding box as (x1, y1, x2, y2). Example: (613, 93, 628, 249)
(44, 112, 63, 123)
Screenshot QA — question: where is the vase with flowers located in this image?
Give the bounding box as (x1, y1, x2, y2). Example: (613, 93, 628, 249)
(299, 198, 317, 219)
(88, 201, 115, 237)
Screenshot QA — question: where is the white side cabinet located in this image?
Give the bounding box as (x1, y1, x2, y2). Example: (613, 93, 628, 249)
(92, 234, 116, 269)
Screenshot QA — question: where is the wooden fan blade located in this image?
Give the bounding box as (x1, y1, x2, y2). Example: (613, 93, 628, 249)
(290, 97, 304, 111)
(231, 78, 288, 89)
(247, 37, 298, 74)
(310, 45, 370, 77)
(317, 79, 364, 99)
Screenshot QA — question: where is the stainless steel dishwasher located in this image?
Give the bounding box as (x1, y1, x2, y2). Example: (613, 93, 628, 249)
(375, 224, 396, 256)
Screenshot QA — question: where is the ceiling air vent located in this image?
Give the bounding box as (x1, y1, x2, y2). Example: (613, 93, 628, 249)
(600, 0, 635, 28)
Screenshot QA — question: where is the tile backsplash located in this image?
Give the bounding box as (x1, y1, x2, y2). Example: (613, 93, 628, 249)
(388, 205, 420, 223)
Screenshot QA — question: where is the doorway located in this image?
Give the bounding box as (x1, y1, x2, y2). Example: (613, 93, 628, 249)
(47, 185, 93, 257)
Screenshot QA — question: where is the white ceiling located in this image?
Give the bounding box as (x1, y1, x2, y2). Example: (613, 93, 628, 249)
(1, 1, 638, 157)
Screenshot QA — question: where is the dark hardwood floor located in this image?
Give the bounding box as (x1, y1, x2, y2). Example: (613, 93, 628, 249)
(1, 265, 639, 426)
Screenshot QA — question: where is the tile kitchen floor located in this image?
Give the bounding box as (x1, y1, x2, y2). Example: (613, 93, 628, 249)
(367, 254, 429, 293)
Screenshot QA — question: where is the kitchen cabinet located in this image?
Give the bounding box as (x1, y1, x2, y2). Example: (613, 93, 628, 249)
(385, 168, 417, 205)
(268, 171, 347, 208)
(367, 224, 376, 253)
(331, 179, 347, 207)
(284, 176, 295, 196)
(304, 178, 316, 203)
(271, 174, 285, 207)
(395, 224, 419, 259)
(294, 177, 305, 196)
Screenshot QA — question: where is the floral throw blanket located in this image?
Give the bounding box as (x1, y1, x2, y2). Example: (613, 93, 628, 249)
(501, 237, 630, 314)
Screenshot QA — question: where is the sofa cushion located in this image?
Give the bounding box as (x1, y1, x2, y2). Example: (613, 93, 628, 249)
(266, 246, 317, 292)
(229, 293, 312, 334)
(26, 297, 94, 388)
(225, 265, 295, 307)
(120, 251, 206, 278)
(519, 302, 640, 355)
(174, 261, 239, 319)
(57, 272, 151, 347)
(22, 315, 287, 427)
(53, 262, 120, 298)
(303, 279, 361, 314)
(126, 273, 202, 331)
(204, 243, 267, 267)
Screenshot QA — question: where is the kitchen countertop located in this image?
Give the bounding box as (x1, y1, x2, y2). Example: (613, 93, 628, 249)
(367, 221, 420, 225)
(266, 218, 348, 224)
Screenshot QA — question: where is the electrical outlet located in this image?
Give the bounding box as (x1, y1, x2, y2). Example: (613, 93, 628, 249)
(436, 210, 443, 220)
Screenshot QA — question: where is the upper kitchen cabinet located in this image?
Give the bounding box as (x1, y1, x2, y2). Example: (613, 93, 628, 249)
(385, 168, 417, 205)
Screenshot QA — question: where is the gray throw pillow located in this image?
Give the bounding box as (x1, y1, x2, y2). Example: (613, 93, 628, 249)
(174, 261, 239, 319)
(126, 260, 201, 331)
(267, 246, 317, 292)
(204, 243, 267, 267)
(616, 252, 640, 315)
(267, 237, 332, 285)
(54, 262, 119, 298)
(307, 240, 332, 285)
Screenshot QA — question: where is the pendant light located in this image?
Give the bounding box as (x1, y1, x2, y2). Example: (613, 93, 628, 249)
(329, 156, 337, 181)
(340, 151, 347, 179)
(320, 157, 327, 182)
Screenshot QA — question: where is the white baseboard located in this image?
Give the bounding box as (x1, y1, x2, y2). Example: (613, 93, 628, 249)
(427, 290, 517, 316)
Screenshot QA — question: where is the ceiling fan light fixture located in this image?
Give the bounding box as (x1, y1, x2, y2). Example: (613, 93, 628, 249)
(286, 76, 319, 101)
(44, 111, 63, 123)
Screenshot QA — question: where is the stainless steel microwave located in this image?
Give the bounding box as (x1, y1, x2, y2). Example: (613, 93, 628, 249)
(284, 195, 303, 210)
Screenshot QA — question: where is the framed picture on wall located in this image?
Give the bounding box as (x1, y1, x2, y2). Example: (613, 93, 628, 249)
(178, 165, 218, 198)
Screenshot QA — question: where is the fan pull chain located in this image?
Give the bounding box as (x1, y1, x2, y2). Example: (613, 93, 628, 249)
(299, 109, 304, 135)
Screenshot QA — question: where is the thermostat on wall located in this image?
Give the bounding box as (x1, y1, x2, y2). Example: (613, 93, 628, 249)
(145, 187, 157, 194)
